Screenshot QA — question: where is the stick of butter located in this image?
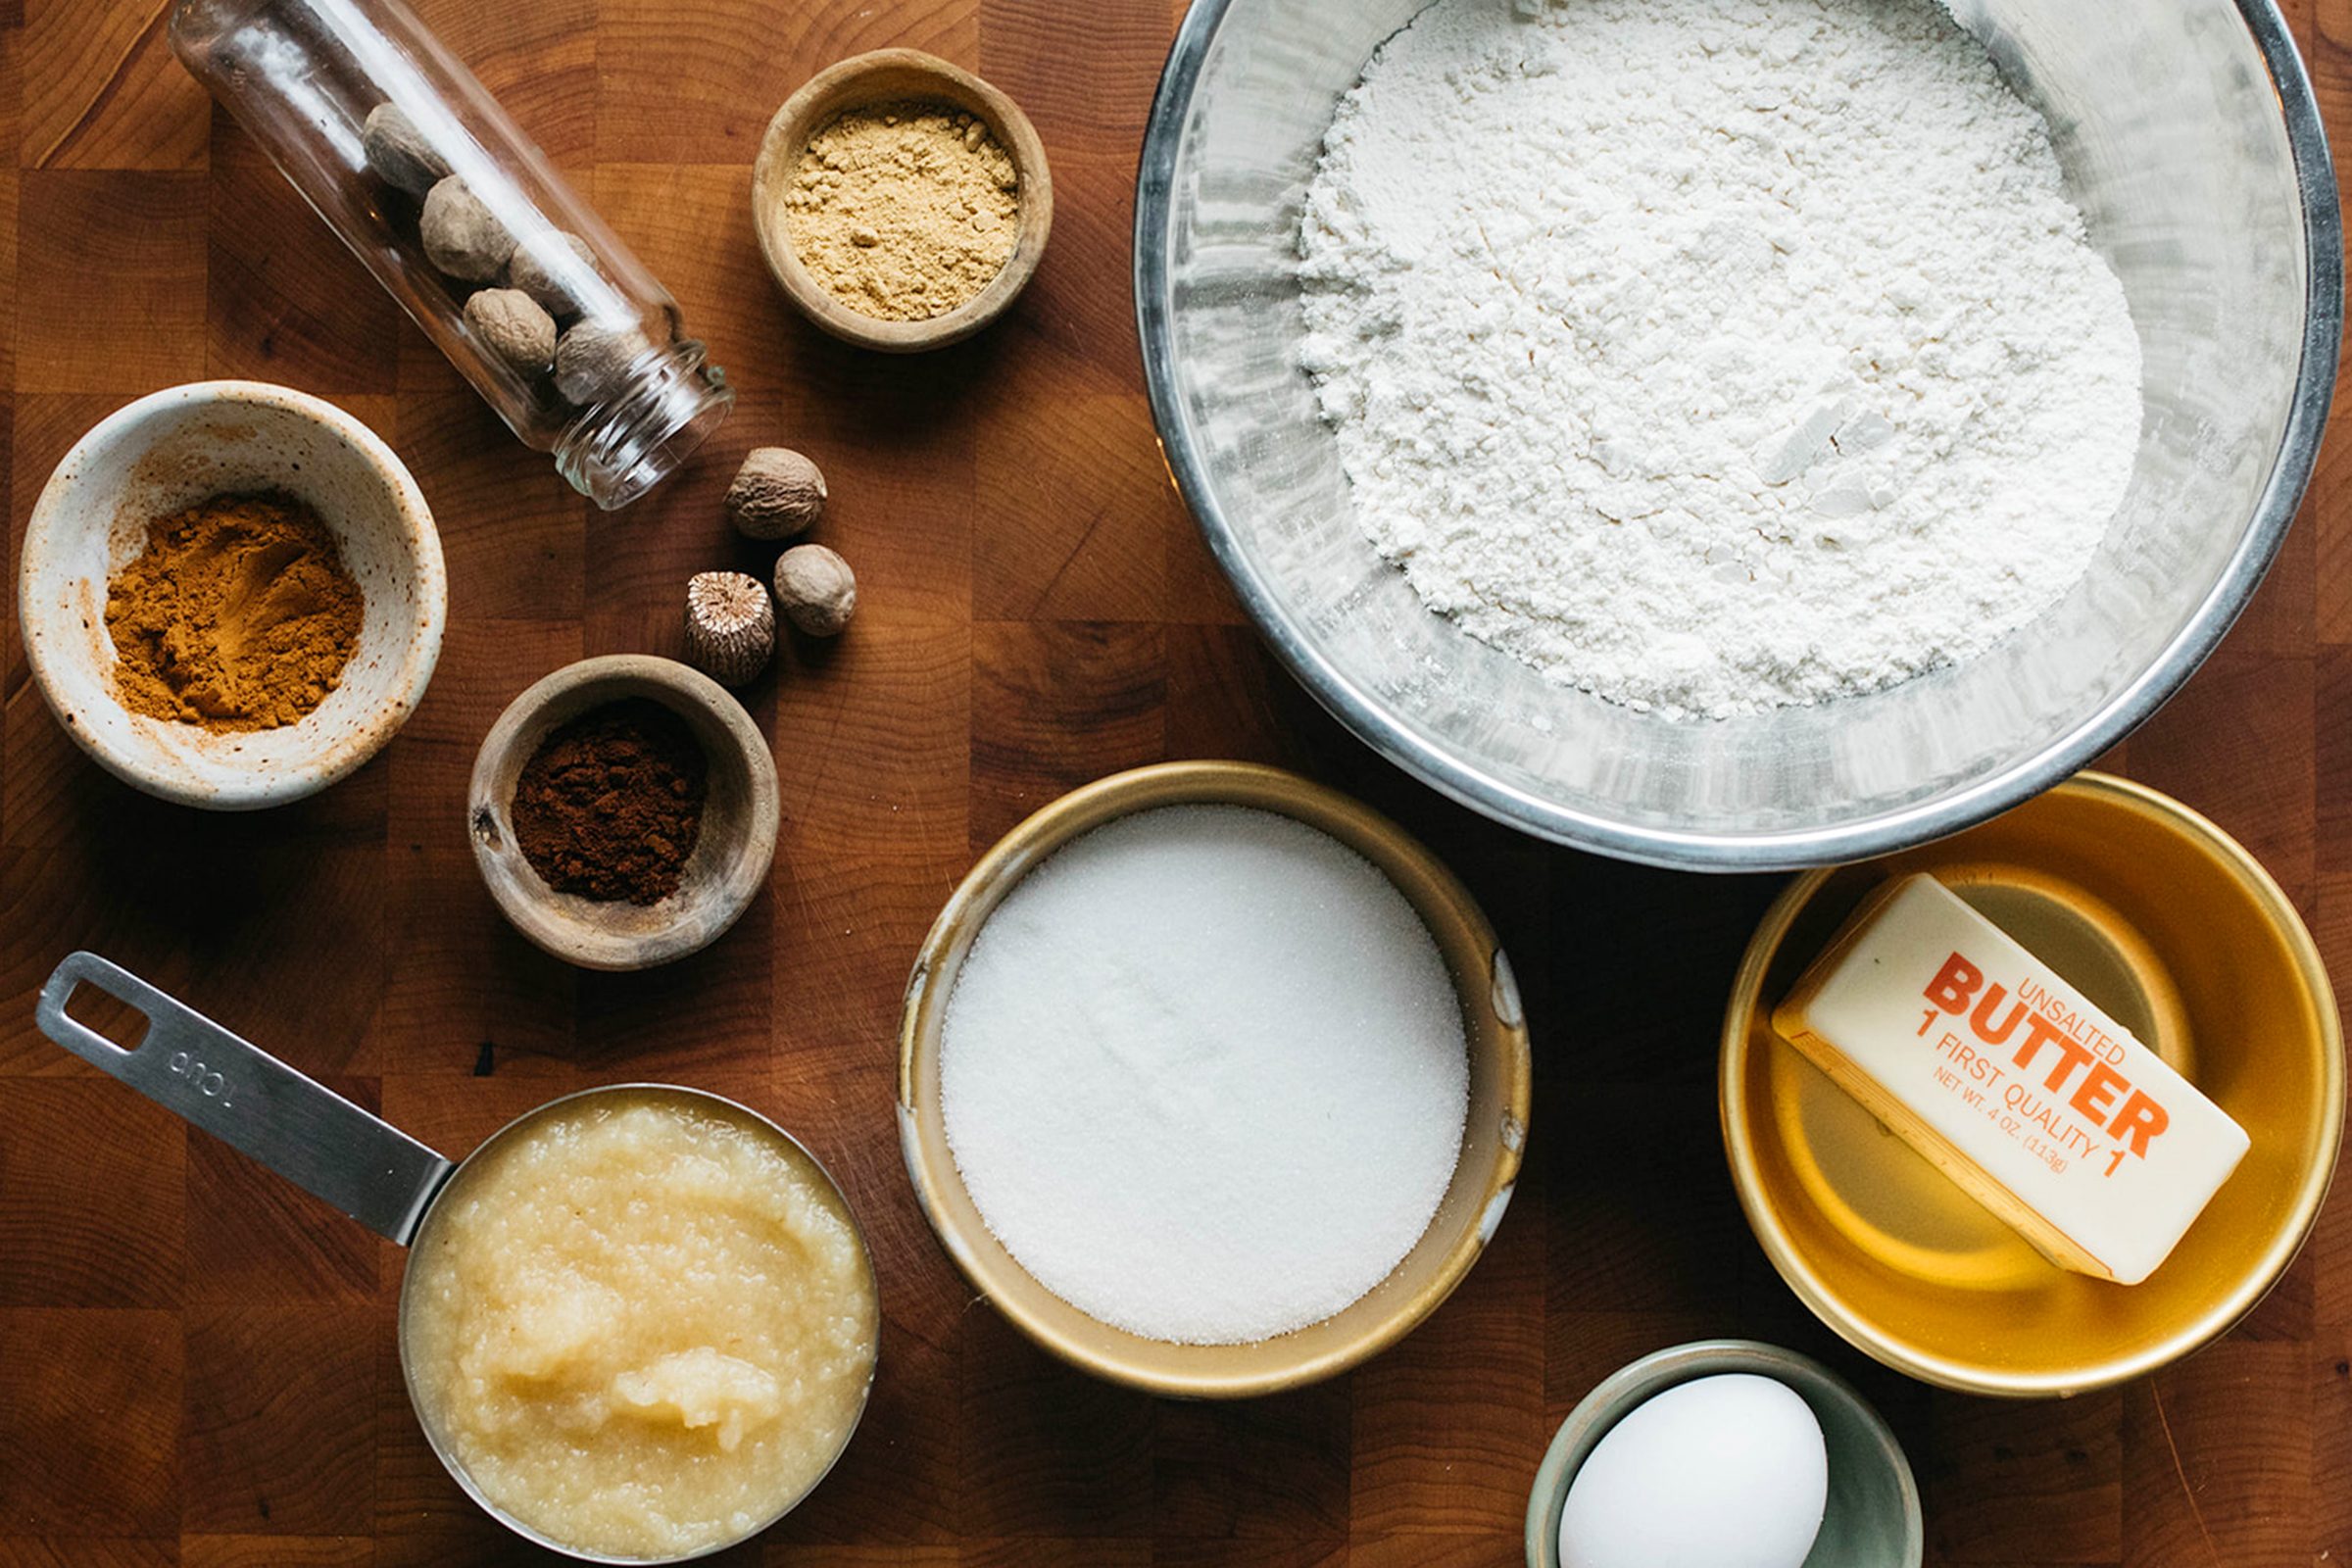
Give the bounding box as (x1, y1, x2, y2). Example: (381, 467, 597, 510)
(1772, 873, 2247, 1286)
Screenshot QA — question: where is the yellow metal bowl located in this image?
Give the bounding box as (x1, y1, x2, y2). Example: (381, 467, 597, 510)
(898, 760, 1533, 1397)
(1722, 772, 2341, 1396)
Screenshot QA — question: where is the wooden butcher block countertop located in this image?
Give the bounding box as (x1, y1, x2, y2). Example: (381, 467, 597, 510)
(2, 1, 2350, 1564)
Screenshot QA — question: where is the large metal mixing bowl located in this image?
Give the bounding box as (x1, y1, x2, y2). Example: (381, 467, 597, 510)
(1136, 0, 2341, 870)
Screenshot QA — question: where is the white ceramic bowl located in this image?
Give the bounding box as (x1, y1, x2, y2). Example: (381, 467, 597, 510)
(20, 381, 447, 809)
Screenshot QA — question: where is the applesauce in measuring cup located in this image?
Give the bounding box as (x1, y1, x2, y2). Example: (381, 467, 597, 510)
(400, 1088, 879, 1560)
(33, 956, 881, 1562)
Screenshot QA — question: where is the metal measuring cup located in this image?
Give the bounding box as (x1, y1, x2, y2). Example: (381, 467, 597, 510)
(34, 950, 879, 1564)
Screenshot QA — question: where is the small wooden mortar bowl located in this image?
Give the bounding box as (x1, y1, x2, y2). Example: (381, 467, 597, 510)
(752, 49, 1053, 353)
(468, 655, 779, 971)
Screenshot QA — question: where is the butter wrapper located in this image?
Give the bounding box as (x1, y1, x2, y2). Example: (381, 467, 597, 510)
(1773, 874, 2247, 1286)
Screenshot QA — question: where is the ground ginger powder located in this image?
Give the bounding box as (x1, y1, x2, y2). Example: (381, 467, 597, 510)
(105, 493, 365, 731)
(786, 99, 1018, 320)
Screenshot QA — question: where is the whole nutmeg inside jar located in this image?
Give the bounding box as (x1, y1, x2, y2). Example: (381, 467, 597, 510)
(169, 0, 732, 509)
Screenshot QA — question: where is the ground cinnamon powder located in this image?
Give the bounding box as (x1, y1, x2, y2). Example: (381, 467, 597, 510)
(511, 700, 708, 905)
(105, 492, 365, 731)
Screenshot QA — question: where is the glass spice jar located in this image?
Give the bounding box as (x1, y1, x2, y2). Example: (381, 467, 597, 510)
(169, 0, 732, 509)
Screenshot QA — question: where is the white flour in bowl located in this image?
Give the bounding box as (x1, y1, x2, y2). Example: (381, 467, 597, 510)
(1299, 0, 2143, 719)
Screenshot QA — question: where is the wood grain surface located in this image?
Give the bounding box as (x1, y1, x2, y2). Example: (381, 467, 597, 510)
(0, 1, 2347, 1564)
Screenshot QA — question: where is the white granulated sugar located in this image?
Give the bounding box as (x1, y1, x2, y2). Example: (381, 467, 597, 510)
(939, 805, 1469, 1346)
(1299, 0, 2144, 719)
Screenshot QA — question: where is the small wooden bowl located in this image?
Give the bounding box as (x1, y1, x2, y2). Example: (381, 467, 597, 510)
(752, 49, 1053, 353)
(467, 656, 779, 971)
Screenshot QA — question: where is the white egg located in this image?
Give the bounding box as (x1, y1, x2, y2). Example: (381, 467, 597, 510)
(1557, 1373, 1829, 1568)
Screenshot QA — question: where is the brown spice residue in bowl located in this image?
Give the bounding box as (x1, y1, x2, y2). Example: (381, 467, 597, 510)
(105, 492, 365, 731)
(511, 699, 708, 905)
(786, 99, 1017, 320)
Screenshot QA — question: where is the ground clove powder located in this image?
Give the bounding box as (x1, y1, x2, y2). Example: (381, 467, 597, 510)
(105, 492, 365, 731)
(511, 700, 708, 905)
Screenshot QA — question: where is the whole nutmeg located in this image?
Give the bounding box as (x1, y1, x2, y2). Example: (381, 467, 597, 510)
(420, 175, 515, 282)
(774, 545, 857, 637)
(464, 287, 557, 374)
(554, 318, 652, 406)
(683, 571, 776, 686)
(361, 103, 448, 197)
(507, 231, 602, 318)
(725, 447, 826, 541)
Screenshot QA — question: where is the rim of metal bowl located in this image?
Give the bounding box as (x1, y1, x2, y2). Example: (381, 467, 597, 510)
(1132, 0, 2344, 871)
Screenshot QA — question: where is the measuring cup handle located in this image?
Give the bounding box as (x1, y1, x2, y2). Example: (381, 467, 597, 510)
(35, 952, 456, 1245)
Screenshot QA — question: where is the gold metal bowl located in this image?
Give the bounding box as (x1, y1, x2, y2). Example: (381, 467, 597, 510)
(1722, 772, 2341, 1396)
(898, 760, 1532, 1397)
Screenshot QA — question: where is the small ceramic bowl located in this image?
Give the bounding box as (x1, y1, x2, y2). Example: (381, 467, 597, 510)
(467, 655, 780, 971)
(19, 380, 446, 809)
(1722, 772, 2343, 1396)
(752, 48, 1053, 352)
(898, 760, 1532, 1397)
(1525, 1340, 1923, 1568)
